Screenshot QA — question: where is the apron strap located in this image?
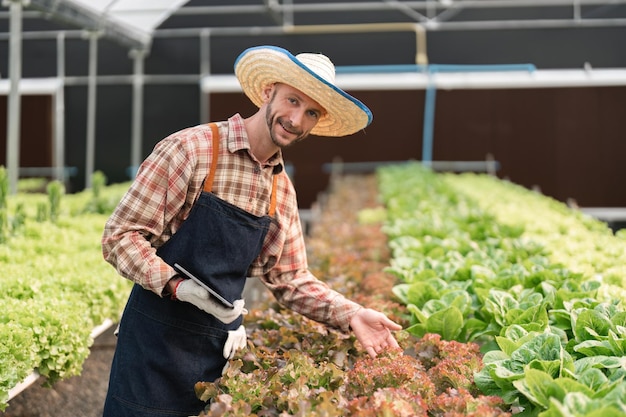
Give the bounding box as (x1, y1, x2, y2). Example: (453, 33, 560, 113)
(204, 122, 279, 217)
(269, 175, 278, 217)
(203, 123, 221, 193)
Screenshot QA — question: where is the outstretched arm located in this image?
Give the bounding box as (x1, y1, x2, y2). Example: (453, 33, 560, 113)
(350, 308, 402, 358)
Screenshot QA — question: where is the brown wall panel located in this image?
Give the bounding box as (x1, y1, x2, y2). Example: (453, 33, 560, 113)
(433, 87, 626, 207)
(210, 90, 425, 207)
(209, 86, 626, 208)
(0, 95, 54, 169)
(434, 89, 560, 196)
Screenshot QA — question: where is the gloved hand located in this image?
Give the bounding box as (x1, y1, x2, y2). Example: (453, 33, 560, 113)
(173, 279, 247, 324)
(223, 325, 247, 359)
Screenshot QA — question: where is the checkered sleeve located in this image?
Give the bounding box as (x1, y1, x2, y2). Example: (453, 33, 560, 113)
(264, 268, 363, 332)
(102, 128, 208, 295)
(255, 175, 363, 331)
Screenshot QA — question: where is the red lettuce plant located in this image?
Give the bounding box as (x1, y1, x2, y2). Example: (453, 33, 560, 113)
(346, 387, 428, 417)
(414, 333, 483, 394)
(195, 175, 511, 416)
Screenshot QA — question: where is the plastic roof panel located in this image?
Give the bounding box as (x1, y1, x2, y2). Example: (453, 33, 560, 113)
(28, 0, 190, 49)
(80, 0, 190, 33)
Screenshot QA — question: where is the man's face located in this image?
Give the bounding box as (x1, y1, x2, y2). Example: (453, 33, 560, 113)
(264, 83, 326, 148)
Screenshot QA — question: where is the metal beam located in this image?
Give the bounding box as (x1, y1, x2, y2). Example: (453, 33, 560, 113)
(84, 30, 99, 189)
(129, 47, 146, 174)
(153, 17, 626, 39)
(173, 0, 626, 15)
(199, 29, 211, 125)
(54, 31, 65, 183)
(4, 0, 26, 194)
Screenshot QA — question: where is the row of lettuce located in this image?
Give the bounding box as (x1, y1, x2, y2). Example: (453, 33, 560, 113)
(378, 163, 626, 417)
(199, 174, 510, 416)
(0, 169, 132, 410)
(2, 163, 625, 416)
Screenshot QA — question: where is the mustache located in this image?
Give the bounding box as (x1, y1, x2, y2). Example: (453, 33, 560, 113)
(277, 117, 303, 136)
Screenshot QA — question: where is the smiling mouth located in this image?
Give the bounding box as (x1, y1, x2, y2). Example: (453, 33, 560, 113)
(278, 120, 300, 136)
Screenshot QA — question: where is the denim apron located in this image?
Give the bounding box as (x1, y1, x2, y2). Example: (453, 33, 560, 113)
(103, 124, 277, 417)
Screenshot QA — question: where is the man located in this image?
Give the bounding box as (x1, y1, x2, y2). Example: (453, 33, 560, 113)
(101, 45, 401, 417)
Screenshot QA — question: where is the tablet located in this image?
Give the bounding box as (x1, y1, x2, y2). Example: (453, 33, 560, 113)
(173, 263, 235, 309)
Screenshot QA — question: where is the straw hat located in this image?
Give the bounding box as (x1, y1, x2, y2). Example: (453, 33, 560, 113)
(234, 45, 372, 137)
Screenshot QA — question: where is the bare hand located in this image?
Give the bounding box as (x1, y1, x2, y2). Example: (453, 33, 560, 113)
(349, 308, 402, 358)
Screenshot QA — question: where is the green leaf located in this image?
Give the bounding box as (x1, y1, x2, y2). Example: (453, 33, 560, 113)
(511, 333, 562, 364)
(470, 264, 496, 281)
(426, 306, 463, 341)
(462, 317, 488, 341)
(573, 309, 612, 342)
(578, 368, 608, 393)
(554, 375, 595, 398)
(514, 304, 549, 328)
(560, 392, 594, 415)
(422, 299, 448, 316)
(496, 325, 540, 356)
(606, 330, 626, 356)
(574, 355, 626, 374)
(474, 363, 501, 396)
(405, 322, 427, 338)
(440, 289, 472, 315)
(527, 358, 566, 379)
(405, 281, 441, 308)
(406, 303, 428, 324)
(602, 382, 626, 410)
(391, 284, 410, 304)
(610, 312, 626, 328)
(584, 408, 626, 417)
(574, 340, 615, 357)
(513, 368, 564, 409)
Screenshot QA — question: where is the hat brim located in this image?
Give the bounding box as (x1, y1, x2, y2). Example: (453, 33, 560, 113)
(234, 45, 372, 137)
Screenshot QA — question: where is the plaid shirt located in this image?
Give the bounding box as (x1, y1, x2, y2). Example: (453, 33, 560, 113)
(102, 114, 361, 331)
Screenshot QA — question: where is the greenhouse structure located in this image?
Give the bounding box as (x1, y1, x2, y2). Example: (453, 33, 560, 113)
(1, 1, 626, 416)
(1, 1, 625, 208)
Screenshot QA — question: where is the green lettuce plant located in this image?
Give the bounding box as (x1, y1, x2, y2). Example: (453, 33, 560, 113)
(378, 163, 626, 416)
(0, 181, 131, 410)
(196, 175, 510, 417)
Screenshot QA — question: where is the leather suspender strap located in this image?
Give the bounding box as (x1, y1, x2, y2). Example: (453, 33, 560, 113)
(269, 175, 278, 217)
(203, 123, 220, 193)
(204, 122, 279, 217)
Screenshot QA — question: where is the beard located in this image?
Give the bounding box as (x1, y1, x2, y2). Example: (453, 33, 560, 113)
(265, 99, 307, 148)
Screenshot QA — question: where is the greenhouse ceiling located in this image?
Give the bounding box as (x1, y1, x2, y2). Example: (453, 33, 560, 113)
(6, 0, 626, 51)
(25, 0, 191, 49)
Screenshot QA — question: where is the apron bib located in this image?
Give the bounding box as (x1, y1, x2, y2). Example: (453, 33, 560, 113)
(103, 124, 277, 417)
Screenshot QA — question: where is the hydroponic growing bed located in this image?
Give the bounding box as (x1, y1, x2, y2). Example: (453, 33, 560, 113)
(378, 163, 626, 417)
(0, 170, 132, 410)
(2, 165, 625, 417)
(200, 165, 626, 416)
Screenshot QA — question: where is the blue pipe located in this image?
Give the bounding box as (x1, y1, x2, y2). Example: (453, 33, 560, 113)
(336, 64, 426, 74)
(336, 63, 537, 164)
(426, 64, 536, 74)
(422, 83, 437, 166)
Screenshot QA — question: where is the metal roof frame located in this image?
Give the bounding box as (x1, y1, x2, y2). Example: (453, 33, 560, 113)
(2, 0, 626, 193)
(165, 0, 626, 31)
(3, 0, 188, 191)
(27, 0, 191, 50)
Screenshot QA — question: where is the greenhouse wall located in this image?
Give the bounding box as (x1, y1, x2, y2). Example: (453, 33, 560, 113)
(208, 85, 626, 209)
(2, 5, 626, 206)
(0, 95, 54, 171)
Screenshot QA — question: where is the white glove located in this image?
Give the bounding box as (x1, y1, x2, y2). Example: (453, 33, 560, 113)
(174, 279, 247, 324)
(223, 325, 247, 360)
